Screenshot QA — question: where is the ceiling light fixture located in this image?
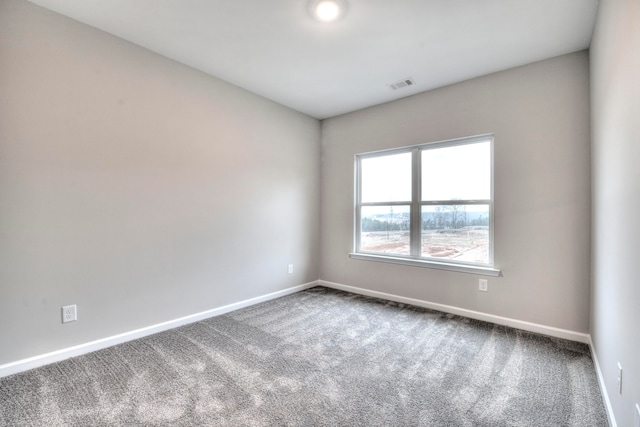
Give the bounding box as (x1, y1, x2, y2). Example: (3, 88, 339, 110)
(309, 0, 347, 23)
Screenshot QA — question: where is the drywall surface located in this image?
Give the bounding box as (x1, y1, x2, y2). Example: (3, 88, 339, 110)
(0, 0, 320, 365)
(320, 52, 591, 333)
(590, 0, 640, 425)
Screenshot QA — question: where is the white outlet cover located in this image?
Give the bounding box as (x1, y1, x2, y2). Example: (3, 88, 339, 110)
(62, 304, 77, 323)
(479, 279, 488, 292)
(618, 363, 623, 394)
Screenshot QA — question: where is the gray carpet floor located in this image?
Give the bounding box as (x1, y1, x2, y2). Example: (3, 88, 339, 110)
(0, 286, 608, 426)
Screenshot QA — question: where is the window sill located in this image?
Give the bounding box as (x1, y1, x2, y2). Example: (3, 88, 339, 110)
(348, 253, 501, 277)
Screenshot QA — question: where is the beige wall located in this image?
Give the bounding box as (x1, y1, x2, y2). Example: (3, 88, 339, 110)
(0, 0, 320, 365)
(320, 51, 592, 333)
(590, 0, 640, 424)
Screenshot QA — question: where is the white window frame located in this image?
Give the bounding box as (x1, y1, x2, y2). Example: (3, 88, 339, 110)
(350, 134, 500, 276)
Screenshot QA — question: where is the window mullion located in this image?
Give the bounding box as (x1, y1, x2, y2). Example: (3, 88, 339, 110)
(410, 148, 421, 257)
(354, 156, 362, 252)
(361, 201, 412, 207)
(421, 199, 491, 206)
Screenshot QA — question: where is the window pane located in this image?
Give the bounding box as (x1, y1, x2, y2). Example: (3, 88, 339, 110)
(360, 205, 410, 255)
(421, 141, 490, 201)
(421, 205, 489, 264)
(361, 152, 411, 203)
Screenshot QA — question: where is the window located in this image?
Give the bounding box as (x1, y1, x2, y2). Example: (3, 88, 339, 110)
(352, 134, 499, 276)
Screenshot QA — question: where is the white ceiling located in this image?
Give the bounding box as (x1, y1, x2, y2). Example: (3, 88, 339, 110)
(27, 0, 599, 119)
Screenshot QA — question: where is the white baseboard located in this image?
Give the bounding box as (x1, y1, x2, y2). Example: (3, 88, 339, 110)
(318, 280, 590, 344)
(589, 336, 617, 427)
(0, 280, 595, 380)
(0, 281, 318, 379)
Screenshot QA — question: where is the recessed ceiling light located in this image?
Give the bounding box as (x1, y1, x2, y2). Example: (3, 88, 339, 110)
(309, 0, 347, 23)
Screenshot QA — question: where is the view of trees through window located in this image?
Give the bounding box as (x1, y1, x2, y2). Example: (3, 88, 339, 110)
(360, 205, 489, 263)
(421, 205, 489, 263)
(360, 206, 411, 255)
(357, 137, 492, 266)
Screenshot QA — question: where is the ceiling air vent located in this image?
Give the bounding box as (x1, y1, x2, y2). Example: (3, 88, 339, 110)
(389, 77, 416, 90)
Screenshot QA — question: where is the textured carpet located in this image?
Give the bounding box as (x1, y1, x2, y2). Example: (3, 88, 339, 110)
(0, 287, 608, 426)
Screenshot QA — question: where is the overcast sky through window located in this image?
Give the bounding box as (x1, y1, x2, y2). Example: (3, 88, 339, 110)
(360, 141, 490, 215)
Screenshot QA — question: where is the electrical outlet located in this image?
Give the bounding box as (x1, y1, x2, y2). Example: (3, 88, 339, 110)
(617, 363, 623, 395)
(287, 264, 293, 274)
(62, 305, 77, 323)
(634, 403, 640, 427)
(479, 279, 488, 292)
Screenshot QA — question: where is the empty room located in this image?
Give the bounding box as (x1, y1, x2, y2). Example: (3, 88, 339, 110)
(0, 0, 638, 425)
